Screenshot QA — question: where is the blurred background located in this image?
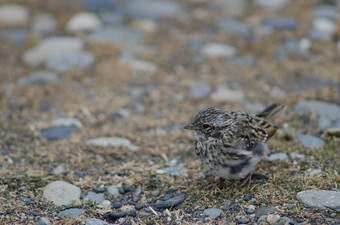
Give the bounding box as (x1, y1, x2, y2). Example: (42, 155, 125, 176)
(0, 0, 339, 224)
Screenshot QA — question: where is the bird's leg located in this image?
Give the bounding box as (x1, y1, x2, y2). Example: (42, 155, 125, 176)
(217, 177, 226, 189)
(238, 171, 254, 188)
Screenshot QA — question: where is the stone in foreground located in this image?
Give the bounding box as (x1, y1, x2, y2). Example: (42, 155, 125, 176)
(151, 193, 185, 211)
(297, 190, 340, 210)
(43, 181, 81, 206)
(204, 208, 222, 218)
(57, 208, 85, 218)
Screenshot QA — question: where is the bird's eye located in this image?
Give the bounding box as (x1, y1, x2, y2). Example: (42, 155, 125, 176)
(202, 124, 210, 129)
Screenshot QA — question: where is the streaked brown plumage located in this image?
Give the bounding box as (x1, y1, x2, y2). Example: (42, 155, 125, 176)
(184, 104, 284, 187)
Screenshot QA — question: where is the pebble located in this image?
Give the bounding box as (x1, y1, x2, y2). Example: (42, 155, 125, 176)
(296, 134, 325, 149)
(310, 18, 335, 41)
(107, 185, 120, 197)
(124, 0, 184, 20)
(254, 207, 276, 217)
(3, 28, 28, 45)
(47, 51, 95, 73)
(311, 5, 339, 21)
(37, 217, 51, 225)
(263, 17, 298, 31)
(123, 185, 134, 192)
(151, 193, 185, 211)
(82, 0, 117, 11)
(101, 200, 111, 208)
(217, 18, 248, 36)
(265, 153, 288, 161)
(19, 71, 59, 86)
(151, 190, 161, 197)
(66, 12, 102, 32)
(51, 118, 82, 128)
(43, 181, 81, 206)
(21, 197, 35, 205)
(203, 208, 223, 218)
(188, 82, 212, 100)
(22, 36, 84, 66)
(246, 205, 255, 214)
(0, 4, 29, 26)
(147, 220, 155, 225)
(103, 211, 136, 221)
(74, 170, 84, 177)
(87, 137, 140, 151)
(279, 216, 295, 224)
(267, 214, 280, 224)
(40, 126, 77, 141)
(89, 26, 143, 45)
(86, 192, 105, 204)
(211, 86, 244, 102)
(52, 164, 66, 175)
(85, 218, 109, 225)
(318, 117, 332, 129)
(228, 57, 256, 67)
(297, 190, 340, 209)
(112, 202, 123, 209)
(255, 0, 291, 11)
(156, 166, 186, 176)
(209, 0, 246, 15)
(237, 217, 250, 224)
(294, 100, 340, 121)
(31, 13, 57, 36)
(257, 215, 267, 224)
(200, 43, 237, 58)
(57, 208, 85, 218)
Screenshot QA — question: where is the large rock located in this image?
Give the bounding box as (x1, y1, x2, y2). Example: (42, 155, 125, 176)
(0, 4, 29, 26)
(43, 181, 81, 206)
(66, 12, 102, 32)
(22, 37, 84, 66)
(296, 134, 325, 149)
(297, 190, 340, 209)
(294, 100, 340, 121)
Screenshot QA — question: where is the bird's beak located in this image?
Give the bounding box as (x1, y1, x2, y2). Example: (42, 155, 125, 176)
(183, 123, 197, 130)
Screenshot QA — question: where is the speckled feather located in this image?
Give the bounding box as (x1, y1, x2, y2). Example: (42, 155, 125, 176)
(185, 104, 284, 181)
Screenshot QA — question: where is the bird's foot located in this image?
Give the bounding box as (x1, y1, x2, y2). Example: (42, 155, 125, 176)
(238, 171, 253, 188)
(217, 177, 227, 189)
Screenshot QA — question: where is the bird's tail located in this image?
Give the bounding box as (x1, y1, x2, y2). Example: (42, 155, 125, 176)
(255, 103, 284, 119)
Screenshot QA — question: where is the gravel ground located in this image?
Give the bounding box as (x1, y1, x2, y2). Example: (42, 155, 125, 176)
(0, 0, 339, 224)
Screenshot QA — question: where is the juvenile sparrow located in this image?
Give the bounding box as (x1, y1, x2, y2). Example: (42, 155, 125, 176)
(184, 104, 284, 187)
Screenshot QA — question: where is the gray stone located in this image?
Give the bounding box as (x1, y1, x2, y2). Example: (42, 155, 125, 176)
(265, 153, 288, 161)
(87, 137, 140, 151)
(293, 76, 338, 91)
(267, 214, 280, 224)
(297, 190, 340, 209)
(40, 126, 77, 141)
(107, 185, 120, 198)
(57, 208, 85, 218)
(99, 11, 124, 25)
(309, 29, 333, 41)
(257, 215, 267, 224)
(82, 0, 118, 11)
(19, 71, 59, 86)
(284, 203, 295, 209)
(263, 17, 298, 31)
(0, 4, 29, 26)
(151, 190, 161, 197)
(310, 18, 335, 41)
(22, 36, 84, 66)
(255, 0, 291, 11)
(188, 82, 212, 100)
(296, 134, 325, 149)
(311, 5, 339, 20)
(89, 26, 143, 45)
(289, 152, 306, 160)
(217, 18, 248, 36)
(31, 13, 57, 36)
(204, 208, 222, 218)
(318, 117, 332, 129)
(279, 217, 295, 224)
(51, 118, 82, 128)
(47, 51, 95, 73)
(306, 168, 322, 176)
(85, 218, 109, 225)
(3, 28, 27, 45)
(37, 217, 51, 225)
(254, 207, 276, 217)
(43, 181, 81, 206)
(294, 100, 340, 120)
(86, 192, 105, 204)
(151, 193, 185, 211)
(156, 166, 186, 176)
(124, 0, 184, 20)
(66, 12, 102, 32)
(200, 43, 237, 58)
(237, 217, 250, 224)
(247, 205, 255, 214)
(211, 86, 244, 102)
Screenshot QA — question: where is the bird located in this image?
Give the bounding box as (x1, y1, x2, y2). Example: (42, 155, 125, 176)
(184, 104, 284, 187)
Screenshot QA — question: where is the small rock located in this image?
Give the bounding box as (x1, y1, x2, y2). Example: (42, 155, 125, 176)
(151, 190, 161, 197)
(211, 86, 244, 102)
(313, 18, 335, 35)
(325, 127, 340, 136)
(89, 26, 143, 45)
(188, 82, 212, 100)
(43, 181, 81, 206)
(203, 208, 223, 218)
(40, 127, 77, 141)
(246, 205, 255, 214)
(19, 71, 59, 86)
(156, 166, 186, 176)
(66, 12, 102, 32)
(123, 185, 134, 192)
(257, 215, 267, 224)
(57, 208, 85, 218)
(306, 168, 322, 176)
(103, 211, 136, 221)
(217, 18, 248, 36)
(279, 217, 295, 224)
(87, 137, 140, 151)
(228, 57, 256, 67)
(290, 152, 306, 160)
(147, 220, 155, 225)
(0, 4, 29, 26)
(94, 187, 106, 193)
(311, 5, 339, 21)
(254, 207, 276, 217)
(124, 0, 184, 20)
(255, 0, 291, 11)
(86, 192, 105, 204)
(151, 193, 185, 211)
(200, 43, 237, 58)
(82, 0, 117, 11)
(296, 134, 325, 149)
(37, 217, 51, 225)
(297, 190, 340, 209)
(107, 185, 120, 197)
(52, 164, 67, 175)
(85, 218, 109, 225)
(263, 17, 298, 31)
(31, 13, 57, 36)
(237, 217, 250, 224)
(21, 197, 35, 205)
(73, 170, 84, 177)
(51, 118, 82, 128)
(265, 153, 288, 161)
(46, 51, 95, 73)
(267, 214, 280, 224)
(3, 28, 28, 45)
(284, 203, 295, 209)
(101, 200, 111, 208)
(22, 36, 84, 66)
(112, 202, 123, 209)
(294, 100, 340, 121)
